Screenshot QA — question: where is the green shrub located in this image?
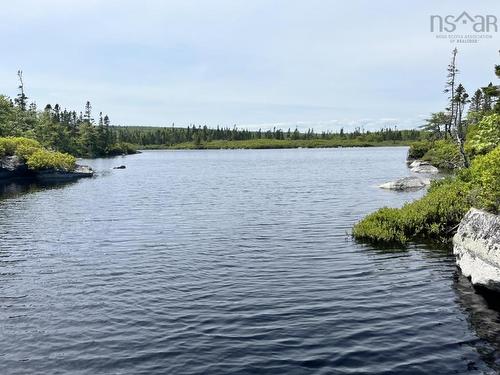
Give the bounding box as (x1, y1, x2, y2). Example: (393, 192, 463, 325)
(354, 144, 500, 244)
(0, 138, 17, 156)
(466, 114, 500, 156)
(26, 149, 76, 171)
(107, 142, 137, 156)
(353, 178, 472, 244)
(352, 207, 408, 243)
(13, 138, 42, 160)
(16, 143, 40, 160)
(404, 179, 471, 236)
(422, 139, 462, 169)
(0, 137, 41, 158)
(470, 145, 500, 212)
(408, 140, 432, 159)
(0, 137, 76, 171)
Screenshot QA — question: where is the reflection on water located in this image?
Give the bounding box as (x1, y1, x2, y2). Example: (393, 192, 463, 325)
(454, 272, 500, 372)
(0, 180, 38, 198)
(0, 179, 76, 200)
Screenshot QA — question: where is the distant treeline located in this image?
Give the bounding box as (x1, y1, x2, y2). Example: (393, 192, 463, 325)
(115, 125, 425, 148)
(1, 71, 426, 156)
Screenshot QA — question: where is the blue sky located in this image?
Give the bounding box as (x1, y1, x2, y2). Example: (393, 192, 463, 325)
(1, 0, 499, 131)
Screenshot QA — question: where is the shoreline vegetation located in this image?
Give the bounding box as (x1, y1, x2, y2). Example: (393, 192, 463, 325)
(0, 137, 76, 171)
(0, 137, 93, 182)
(113, 125, 425, 150)
(353, 49, 500, 245)
(140, 139, 413, 150)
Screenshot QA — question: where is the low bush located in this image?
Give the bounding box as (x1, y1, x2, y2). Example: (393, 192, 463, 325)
(466, 114, 500, 156)
(353, 145, 499, 244)
(352, 207, 408, 243)
(421, 139, 462, 169)
(0, 136, 76, 171)
(26, 149, 76, 171)
(469, 146, 500, 213)
(107, 142, 137, 156)
(0, 137, 41, 157)
(0, 138, 14, 156)
(408, 140, 432, 160)
(352, 178, 472, 244)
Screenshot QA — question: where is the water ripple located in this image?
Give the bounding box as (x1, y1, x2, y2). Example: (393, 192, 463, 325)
(0, 148, 498, 374)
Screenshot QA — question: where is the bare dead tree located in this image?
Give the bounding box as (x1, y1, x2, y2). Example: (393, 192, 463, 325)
(14, 70, 28, 111)
(453, 83, 470, 168)
(444, 48, 458, 138)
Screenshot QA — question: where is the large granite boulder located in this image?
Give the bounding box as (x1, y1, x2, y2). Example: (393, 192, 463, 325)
(379, 176, 430, 191)
(453, 208, 500, 292)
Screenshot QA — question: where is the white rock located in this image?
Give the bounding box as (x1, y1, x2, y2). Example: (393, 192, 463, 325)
(453, 208, 500, 292)
(409, 160, 430, 168)
(379, 176, 430, 191)
(411, 164, 439, 174)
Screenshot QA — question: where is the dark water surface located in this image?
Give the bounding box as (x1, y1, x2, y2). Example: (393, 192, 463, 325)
(0, 148, 499, 374)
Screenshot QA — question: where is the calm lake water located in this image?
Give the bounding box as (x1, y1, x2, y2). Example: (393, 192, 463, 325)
(1, 147, 499, 374)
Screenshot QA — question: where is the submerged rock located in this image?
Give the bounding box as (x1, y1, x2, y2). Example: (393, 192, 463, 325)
(453, 208, 500, 292)
(379, 176, 430, 191)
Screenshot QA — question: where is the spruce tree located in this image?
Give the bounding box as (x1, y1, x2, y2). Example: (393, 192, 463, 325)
(453, 84, 470, 167)
(444, 48, 459, 138)
(84, 101, 93, 124)
(14, 70, 28, 111)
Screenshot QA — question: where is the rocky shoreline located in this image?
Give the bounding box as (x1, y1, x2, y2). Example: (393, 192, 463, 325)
(454, 208, 500, 293)
(377, 156, 500, 293)
(0, 155, 94, 183)
(378, 159, 438, 191)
